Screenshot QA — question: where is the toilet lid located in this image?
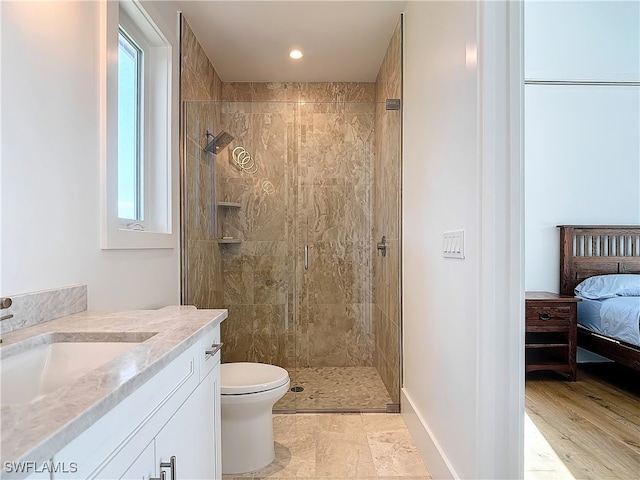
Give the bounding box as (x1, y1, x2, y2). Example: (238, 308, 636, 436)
(221, 362, 290, 395)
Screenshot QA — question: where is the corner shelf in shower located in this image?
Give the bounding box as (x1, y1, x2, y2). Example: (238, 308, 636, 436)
(217, 201, 242, 244)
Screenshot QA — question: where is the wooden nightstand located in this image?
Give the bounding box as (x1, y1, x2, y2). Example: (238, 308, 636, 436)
(525, 291, 581, 381)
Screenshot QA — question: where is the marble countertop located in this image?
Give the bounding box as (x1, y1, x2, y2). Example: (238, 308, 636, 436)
(0, 305, 227, 466)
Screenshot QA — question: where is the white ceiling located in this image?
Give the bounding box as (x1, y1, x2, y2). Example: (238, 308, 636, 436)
(177, 1, 407, 82)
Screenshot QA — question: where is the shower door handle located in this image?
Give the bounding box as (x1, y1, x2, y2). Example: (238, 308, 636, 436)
(377, 236, 388, 257)
(304, 245, 309, 270)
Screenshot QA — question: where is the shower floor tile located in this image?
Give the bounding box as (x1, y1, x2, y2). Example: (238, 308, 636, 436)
(275, 367, 394, 412)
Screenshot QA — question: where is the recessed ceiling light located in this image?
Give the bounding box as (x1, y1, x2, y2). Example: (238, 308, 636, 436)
(289, 49, 303, 60)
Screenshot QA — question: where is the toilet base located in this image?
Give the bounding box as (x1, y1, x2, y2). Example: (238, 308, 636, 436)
(220, 381, 289, 474)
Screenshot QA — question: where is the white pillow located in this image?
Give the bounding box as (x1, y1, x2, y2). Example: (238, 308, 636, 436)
(574, 274, 640, 300)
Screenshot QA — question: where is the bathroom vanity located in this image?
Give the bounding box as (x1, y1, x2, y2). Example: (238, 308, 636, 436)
(0, 302, 226, 480)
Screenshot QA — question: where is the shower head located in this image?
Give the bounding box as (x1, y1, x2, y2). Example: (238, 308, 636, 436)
(205, 131, 234, 155)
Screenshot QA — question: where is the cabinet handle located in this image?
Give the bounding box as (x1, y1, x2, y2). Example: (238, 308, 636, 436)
(150, 471, 166, 480)
(160, 456, 177, 480)
(538, 313, 552, 321)
(205, 342, 223, 358)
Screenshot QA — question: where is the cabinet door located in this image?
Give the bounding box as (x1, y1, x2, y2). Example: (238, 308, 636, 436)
(120, 440, 156, 480)
(90, 438, 156, 480)
(212, 369, 221, 480)
(155, 368, 217, 480)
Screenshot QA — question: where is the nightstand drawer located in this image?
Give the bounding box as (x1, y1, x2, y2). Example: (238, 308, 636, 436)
(526, 305, 572, 327)
(525, 292, 579, 381)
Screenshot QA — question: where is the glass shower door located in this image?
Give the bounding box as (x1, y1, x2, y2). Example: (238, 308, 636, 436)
(291, 101, 392, 411)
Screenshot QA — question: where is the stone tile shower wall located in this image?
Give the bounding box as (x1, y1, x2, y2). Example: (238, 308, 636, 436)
(180, 15, 403, 406)
(373, 19, 403, 403)
(180, 18, 224, 309)
(216, 101, 296, 367)
(218, 84, 376, 370)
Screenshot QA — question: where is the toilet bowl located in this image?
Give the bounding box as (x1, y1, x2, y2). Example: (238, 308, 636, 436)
(220, 362, 290, 474)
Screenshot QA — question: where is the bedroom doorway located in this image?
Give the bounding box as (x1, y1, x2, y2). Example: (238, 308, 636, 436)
(522, 2, 640, 477)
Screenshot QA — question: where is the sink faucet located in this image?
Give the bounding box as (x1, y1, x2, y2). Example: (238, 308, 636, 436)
(1, 297, 13, 343)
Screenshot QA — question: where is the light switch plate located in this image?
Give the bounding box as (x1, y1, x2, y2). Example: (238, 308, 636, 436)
(443, 230, 465, 259)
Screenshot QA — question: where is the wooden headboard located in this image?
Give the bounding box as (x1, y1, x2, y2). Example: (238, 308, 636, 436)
(559, 225, 640, 296)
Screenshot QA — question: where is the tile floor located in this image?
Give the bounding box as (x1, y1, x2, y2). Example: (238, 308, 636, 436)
(275, 367, 394, 412)
(223, 413, 431, 480)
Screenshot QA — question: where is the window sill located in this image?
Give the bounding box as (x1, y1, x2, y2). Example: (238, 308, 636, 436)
(102, 227, 175, 250)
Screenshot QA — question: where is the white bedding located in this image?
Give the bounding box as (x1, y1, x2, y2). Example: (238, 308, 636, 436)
(577, 296, 640, 347)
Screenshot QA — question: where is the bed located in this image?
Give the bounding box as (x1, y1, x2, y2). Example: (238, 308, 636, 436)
(559, 225, 640, 370)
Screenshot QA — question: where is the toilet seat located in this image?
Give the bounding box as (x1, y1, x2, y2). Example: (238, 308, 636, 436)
(221, 362, 290, 395)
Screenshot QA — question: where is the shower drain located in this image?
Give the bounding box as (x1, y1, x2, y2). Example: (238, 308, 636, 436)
(290, 386, 304, 393)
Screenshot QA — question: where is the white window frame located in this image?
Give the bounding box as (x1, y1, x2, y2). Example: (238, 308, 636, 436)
(100, 0, 175, 249)
(117, 19, 146, 228)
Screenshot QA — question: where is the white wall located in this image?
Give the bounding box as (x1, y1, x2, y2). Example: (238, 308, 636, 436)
(524, 1, 640, 292)
(403, 2, 522, 478)
(0, 0, 181, 309)
(524, 1, 640, 83)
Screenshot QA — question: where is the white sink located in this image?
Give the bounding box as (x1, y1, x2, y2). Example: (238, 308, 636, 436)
(1, 339, 145, 405)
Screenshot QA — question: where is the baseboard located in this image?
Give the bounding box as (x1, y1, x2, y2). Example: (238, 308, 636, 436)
(401, 388, 458, 480)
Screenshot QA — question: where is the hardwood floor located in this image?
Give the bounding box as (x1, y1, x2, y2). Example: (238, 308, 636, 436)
(525, 364, 640, 480)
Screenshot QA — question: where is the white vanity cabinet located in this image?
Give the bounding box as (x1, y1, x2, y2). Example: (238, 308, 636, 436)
(51, 325, 222, 480)
(119, 441, 155, 480)
(116, 370, 218, 480)
(155, 368, 220, 480)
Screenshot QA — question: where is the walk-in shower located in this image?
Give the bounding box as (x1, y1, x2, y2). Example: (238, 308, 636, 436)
(180, 18, 402, 414)
(183, 95, 402, 413)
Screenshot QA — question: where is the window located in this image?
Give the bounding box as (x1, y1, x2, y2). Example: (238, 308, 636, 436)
(117, 28, 143, 224)
(101, 0, 176, 249)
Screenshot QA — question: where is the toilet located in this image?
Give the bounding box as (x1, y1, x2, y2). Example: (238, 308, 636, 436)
(220, 362, 290, 474)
